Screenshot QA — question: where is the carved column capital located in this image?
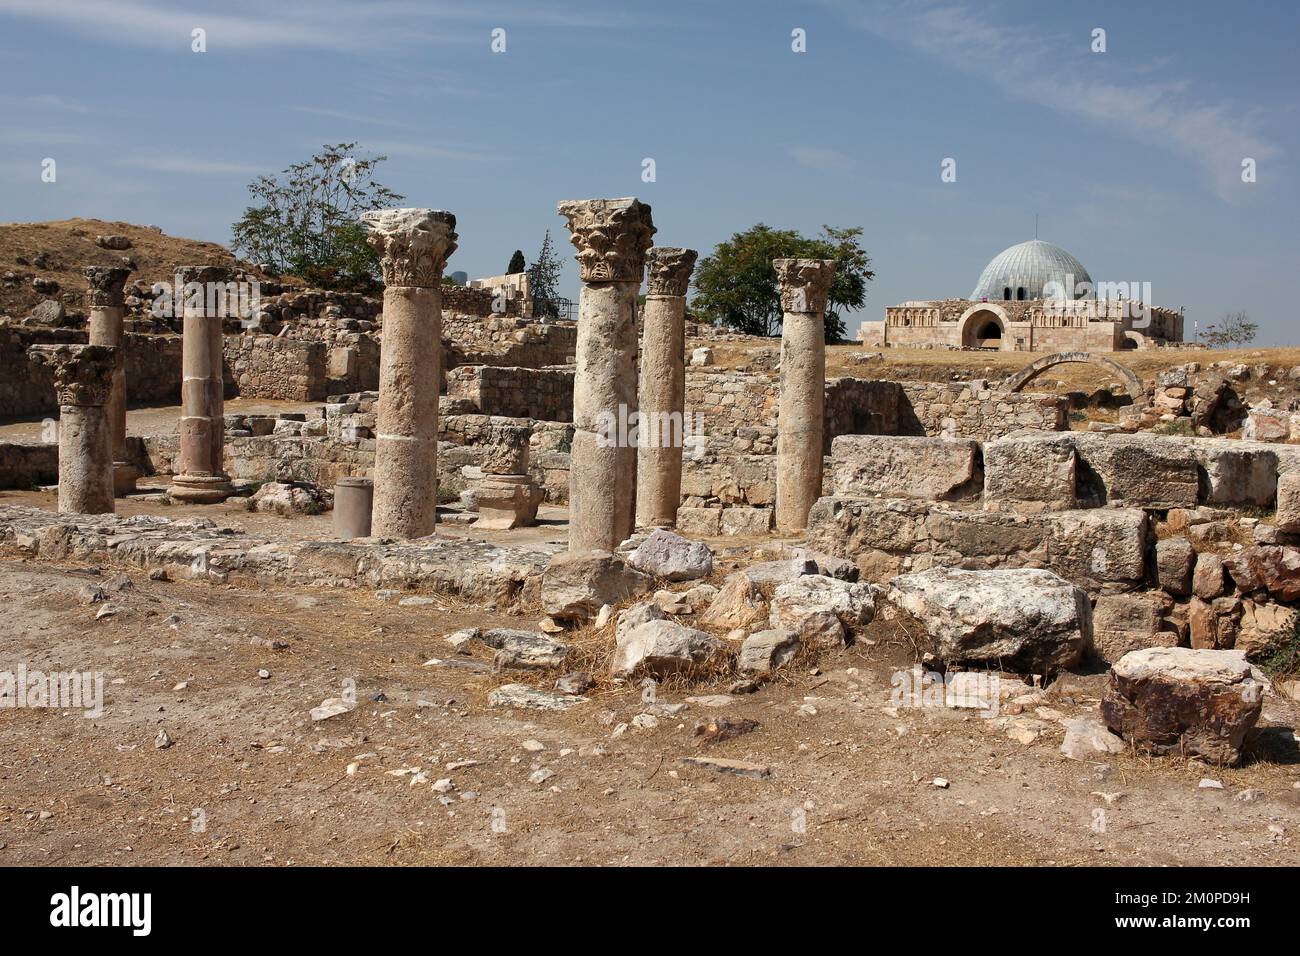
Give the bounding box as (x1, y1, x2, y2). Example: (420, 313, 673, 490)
(556, 197, 655, 283)
(645, 247, 697, 297)
(29, 344, 116, 406)
(84, 265, 132, 309)
(360, 208, 458, 288)
(774, 258, 837, 314)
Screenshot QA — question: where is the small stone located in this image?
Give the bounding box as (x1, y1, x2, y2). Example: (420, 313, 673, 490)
(521, 739, 546, 752)
(432, 778, 454, 794)
(932, 778, 949, 788)
(1234, 788, 1264, 803)
(155, 729, 173, 749)
(631, 713, 659, 730)
(679, 756, 770, 779)
(257, 669, 270, 679)
(528, 768, 555, 785)
(1198, 778, 1224, 790)
(554, 672, 594, 695)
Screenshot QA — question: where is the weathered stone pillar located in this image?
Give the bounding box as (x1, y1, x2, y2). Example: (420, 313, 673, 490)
(28, 344, 117, 514)
(635, 246, 696, 530)
(85, 265, 136, 495)
(169, 266, 233, 503)
(774, 258, 836, 533)
(474, 423, 543, 530)
(361, 208, 458, 539)
(557, 197, 655, 553)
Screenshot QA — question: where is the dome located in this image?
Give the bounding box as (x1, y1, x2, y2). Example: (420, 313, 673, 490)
(970, 239, 1093, 301)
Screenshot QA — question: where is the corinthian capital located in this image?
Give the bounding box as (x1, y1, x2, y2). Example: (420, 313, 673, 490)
(774, 258, 836, 314)
(83, 265, 133, 309)
(556, 197, 655, 283)
(645, 247, 697, 297)
(29, 344, 116, 407)
(360, 208, 458, 288)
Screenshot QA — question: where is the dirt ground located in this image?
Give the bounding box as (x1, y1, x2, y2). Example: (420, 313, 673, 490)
(1, 497, 1298, 866)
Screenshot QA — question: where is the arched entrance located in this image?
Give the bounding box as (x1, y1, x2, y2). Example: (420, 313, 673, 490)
(999, 351, 1145, 400)
(957, 305, 1010, 350)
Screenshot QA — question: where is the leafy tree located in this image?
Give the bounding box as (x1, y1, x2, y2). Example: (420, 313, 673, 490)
(527, 230, 564, 319)
(230, 143, 404, 292)
(1202, 310, 1258, 348)
(507, 249, 527, 274)
(691, 223, 873, 342)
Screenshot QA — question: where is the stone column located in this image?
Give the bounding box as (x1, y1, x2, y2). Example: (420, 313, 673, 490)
(557, 197, 655, 553)
(28, 344, 117, 514)
(361, 208, 458, 539)
(474, 423, 543, 530)
(635, 246, 696, 530)
(169, 266, 233, 503)
(774, 258, 836, 533)
(85, 265, 136, 495)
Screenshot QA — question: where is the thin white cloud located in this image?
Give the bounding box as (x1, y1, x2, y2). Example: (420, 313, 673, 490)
(287, 106, 413, 130)
(789, 146, 854, 171)
(824, 0, 1280, 199)
(121, 155, 264, 175)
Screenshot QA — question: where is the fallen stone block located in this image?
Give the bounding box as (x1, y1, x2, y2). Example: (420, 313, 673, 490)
(1092, 592, 1177, 664)
(611, 619, 724, 678)
(737, 628, 801, 675)
(1224, 545, 1300, 601)
(627, 529, 713, 582)
(982, 433, 1077, 509)
(1070, 433, 1199, 509)
(1155, 536, 1194, 596)
(488, 683, 589, 711)
(1100, 647, 1262, 765)
(479, 629, 571, 669)
(541, 549, 652, 623)
(888, 567, 1090, 674)
(699, 571, 768, 631)
(768, 574, 875, 648)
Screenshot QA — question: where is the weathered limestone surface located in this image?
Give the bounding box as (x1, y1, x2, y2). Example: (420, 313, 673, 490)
(611, 619, 723, 678)
(1101, 647, 1263, 765)
(806, 497, 1148, 590)
(1155, 536, 1195, 596)
(84, 265, 136, 494)
(558, 197, 655, 552)
(636, 246, 696, 529)
(1062, 433, 1200, 509)
(1092, 592, 1178, 664)
(982, 433, 1076, 509)
(626, 528, 713, 582)
(831, 434, 980, 501)
(28, 344, 116, 515)
(774, 258, 835, 532)
(768, 574, 875, 648)
(169, 265, 234, 504)
(362, 208, 458, 539)
(1224, 545, 1300, 601)
(541, 549, 652, 623)
(0, 505, 544, 601)
(888, 567, 1091, 674)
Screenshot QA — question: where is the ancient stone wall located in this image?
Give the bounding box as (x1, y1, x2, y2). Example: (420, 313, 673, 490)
(226, 334, 328, 401)
(445, 365, 574, 421)
(899, 381, 1068, 438)
(0, 441, 58, 488)
(443, 314, 576, 369)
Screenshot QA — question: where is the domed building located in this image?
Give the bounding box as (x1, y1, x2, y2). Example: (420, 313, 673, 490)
(860, 238, 1183, 353)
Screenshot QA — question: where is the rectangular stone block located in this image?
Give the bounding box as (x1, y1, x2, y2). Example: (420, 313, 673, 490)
(676, 507, 721, 536)
(983, 433, 1076, 508)
(720, 507, 772, 536)
(830, 434, 980, 500)
(1045, 509, 1148, 587)
(1070, 433, 1198, 509)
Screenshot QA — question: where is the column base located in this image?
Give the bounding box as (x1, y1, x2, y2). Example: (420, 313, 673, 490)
(113, 461, 139, 497)
(168, 474, 233, 504)
(474, 474, 543, 530)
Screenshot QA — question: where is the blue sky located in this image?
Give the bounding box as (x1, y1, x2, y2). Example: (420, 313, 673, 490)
(1, 0, 1296, 342)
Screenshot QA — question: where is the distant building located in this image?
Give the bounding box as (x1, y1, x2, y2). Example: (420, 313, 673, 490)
(468, 271, 530, 312)
(860, 239, 1183, 352)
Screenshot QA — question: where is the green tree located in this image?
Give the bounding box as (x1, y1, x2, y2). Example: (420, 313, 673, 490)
(1202, 310, 1258, 348)
(507, 249, 527, 274)
(527, 230, 564, 319)
(690, 223, 873, 342)
(230, 143, 404, 292)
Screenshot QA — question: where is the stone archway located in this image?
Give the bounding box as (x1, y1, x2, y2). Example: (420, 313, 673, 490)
(999, 351, 1144, 400)
(957, 304, 1010, 350)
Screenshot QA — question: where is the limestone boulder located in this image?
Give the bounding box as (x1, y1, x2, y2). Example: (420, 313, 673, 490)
(1224, 545, 1300, 601)
(250, 481, 329, 515)
(1100, 647, 1263, 765)
(737, 629, 801, 675)
(611, 619, 724, 678)
(1045, 509, 1147, 587)
(541, 550, 652, 623)
(768, 574, 875, 648)
(29, 299, 69, 327)
(888, 567, 1090, 674)
(478, 628, 570, 669)
(1092, 592, 1178, 664)
(699, 571, 768, 631)
(1188, 439, 1284, 507)
(1276, 469, 1300, 533)
(1235, 601, 1299, 661)
(1155, 536, 1194, 596)
(1192, 552, 1226, 599)
(830, 435, 980, 501)
(627, 529, 714, 582)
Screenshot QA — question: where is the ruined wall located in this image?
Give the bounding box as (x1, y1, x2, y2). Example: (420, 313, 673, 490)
(226, 334, 328, 401)
(0, 441, 57, 488)
(445, 365, 574, 422)
(899, 381, 1067, 438)
(443, 314, 576, 369)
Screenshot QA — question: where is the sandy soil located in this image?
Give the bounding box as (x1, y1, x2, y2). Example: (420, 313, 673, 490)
(1, 523, 1297, 867)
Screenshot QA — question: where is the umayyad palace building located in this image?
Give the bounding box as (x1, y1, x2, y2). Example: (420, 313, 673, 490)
(859, 239, 1184, 352)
